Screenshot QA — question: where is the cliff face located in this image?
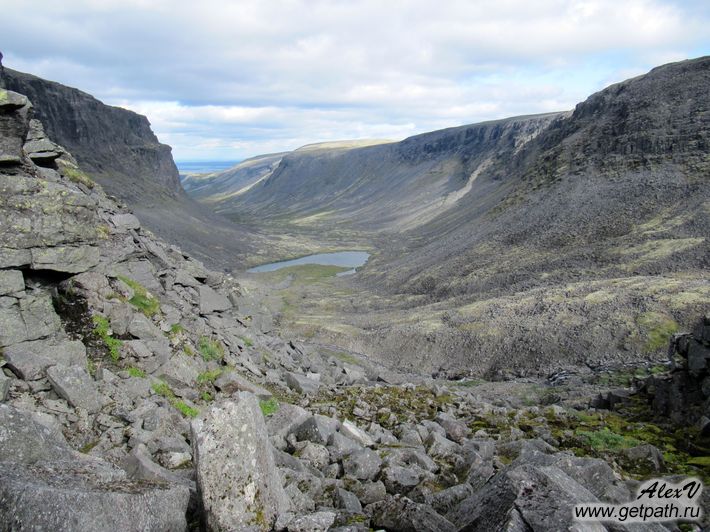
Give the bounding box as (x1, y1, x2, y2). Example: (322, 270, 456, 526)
(0, 69, 272, 270)
(1, 69, 182, 203)
(200, 113, 561, 232)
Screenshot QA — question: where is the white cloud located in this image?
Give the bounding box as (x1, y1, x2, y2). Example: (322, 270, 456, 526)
(2, 0, 708, 159)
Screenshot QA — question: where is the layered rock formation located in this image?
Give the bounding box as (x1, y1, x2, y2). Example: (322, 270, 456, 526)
(0, 68, 265, 270)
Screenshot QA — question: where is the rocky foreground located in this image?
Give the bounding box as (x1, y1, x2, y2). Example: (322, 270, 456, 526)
(1, 89, 709, 531)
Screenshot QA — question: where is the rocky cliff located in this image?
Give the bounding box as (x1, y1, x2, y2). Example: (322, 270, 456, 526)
(0, 68, 268, 271)
(1, 68, 182, 201)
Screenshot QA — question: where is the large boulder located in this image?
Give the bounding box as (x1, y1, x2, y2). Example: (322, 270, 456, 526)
(0, 462, 189, 532)
(0, 404, 190, 531)
(191, 393, 289, 530)
(369, 495, 457, 532)
(0, 90, 31, 164)
(3, 338, 87, 380)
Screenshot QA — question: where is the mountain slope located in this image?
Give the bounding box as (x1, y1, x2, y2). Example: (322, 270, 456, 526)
(196, 114, 562, 232)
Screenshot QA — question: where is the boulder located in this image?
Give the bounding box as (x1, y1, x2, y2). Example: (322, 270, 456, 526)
(46, 365, 107, 413)
(110, 213, 141, 231)
(0, 462, 189, 532)
(0, 371, 10, 401)
(128, 312, 163, 339)
(293, 414, 340, 444)
(198, 284, 231, 314)
(340, 419, 375, 447)
(0, 269, 24, 296)
(0, 403, 72, 463)
(285, 371, 321, 395)
(0, 90, 31, 164)
(369, 495, 457, 532)
(3, 338, 87, 380)
(191, 394, 289, 531)
(343, 449, 383, 481)
(285, 511, 336, 532)
(214, 370, 273, 399)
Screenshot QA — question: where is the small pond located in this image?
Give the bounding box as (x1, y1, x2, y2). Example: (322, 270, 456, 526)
(247, 251, 370, 276)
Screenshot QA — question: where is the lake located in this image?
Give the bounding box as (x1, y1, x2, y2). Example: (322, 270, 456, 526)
(247, 251, 370, 275)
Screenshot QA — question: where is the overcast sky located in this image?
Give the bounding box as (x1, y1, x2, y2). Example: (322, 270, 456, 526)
(3, 0, 709, 161)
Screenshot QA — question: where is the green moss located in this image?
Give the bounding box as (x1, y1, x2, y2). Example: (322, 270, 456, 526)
(576, 427, 642, 452)
(198, 336, 224, 362)
(79, 440, 100, 454)
(86, 358, 97, 377)
(197, 368, 224, 384)
(201, 391, 213, 402)
(259, 398, 279, 416)
(152, 380, 199, 417)
(92, 315, 122, 361)
(183, 345, 194, 356)
(169, 323, 184, 336)
(117, 275, 161, 317)
(238, 335, 254, 348)
(173, 400, 199, 418)
(127, 366, 146, 378)
(0, 90, 8, 105)
(58, 161, 95, 189)
(152, 380, 174, 399)
(638, 312, 679, 353)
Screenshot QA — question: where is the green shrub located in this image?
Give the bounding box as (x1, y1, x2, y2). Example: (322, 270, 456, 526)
(152, 380, 174, 398)
(169, 323, 184, 335)
(117, 275, 160, 317)
(577, 427, 642, 452)
(197, 368, 223, 384)
(173, 400, 199, 418)
(92, 315, 122, 361)
(259, 398, 279, 416)
(59, 162, 95, 189)
(198, 336, 224, 361)
(127, 366, 146, 378)
(201, 391, 213, 402)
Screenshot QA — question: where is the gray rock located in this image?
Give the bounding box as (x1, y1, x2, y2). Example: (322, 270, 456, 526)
(447, 464, 603, 532)
(0, 461, 189, 532)
(198, 284, 231, 314)
(352, 480, 387, 505)
(23, 118, 63, 162)
(128, 312, 163, 339)
(46, 365, 106, 413)
(0, 371, 10, 401)
(286, 511, 336, 532)
(124, 444, 191, 488)
(369, 495, 457, 532)
(343, 449, 382, 481)
(622, 444, 666, 473)
(0, 303, 27, 346)
(425, 431, 461, 459)
(0, 269, 24, 296)
(335, 488, 363, 513)
(266, 402, 311, 449)
(31, 245, 101, 273)
(155, 352, 201, 387)
(297, 441, 330, 471)
(327, 432, 364, 461)
(110, 213, 141, 231)
(285, 483, 316, 513)
(381, 465, 424, 493)
(3, 338, 87, 380)
(285, 371, 321, 394)
(214, 370, 273, 399)
(341, 419, 375, 447)
(191, 394, 289, 531)
(0, 90, 31, 164)
(435, 412, 470, 443)
(430, 483, 474, 515)
(0, 403, 73, 463)
(293, 414, 340, 444)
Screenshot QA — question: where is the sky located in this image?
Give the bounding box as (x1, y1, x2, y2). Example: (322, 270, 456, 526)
(2, 0, 709, 161)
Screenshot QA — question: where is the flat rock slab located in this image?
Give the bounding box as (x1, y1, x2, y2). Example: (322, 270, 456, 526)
(0, 461, 189, 532)
(214, 371, 272, 399)
(0, 403, 72, 464)
(191, 393, 289, 531)
(46, 365, 106, 413)
(4, 338, 87, 380)
(285, 371, 320, 395)
(370, 495, 457, 532)
(0, 269, 24, 296)
(198, 284, 232, 314)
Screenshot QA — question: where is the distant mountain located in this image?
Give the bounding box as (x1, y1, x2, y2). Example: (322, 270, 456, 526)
(196, 116, 561, 231)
